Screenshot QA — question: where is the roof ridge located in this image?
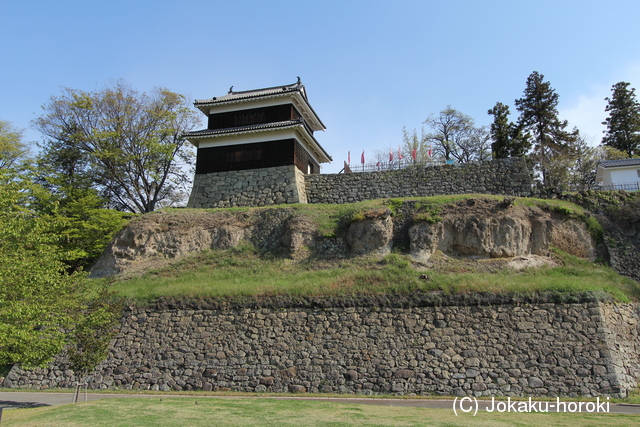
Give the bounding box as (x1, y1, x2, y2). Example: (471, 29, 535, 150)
(229, 79, 301, 95)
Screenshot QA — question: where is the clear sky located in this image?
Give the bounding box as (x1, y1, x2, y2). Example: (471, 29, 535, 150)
(2, 0, 640, 173)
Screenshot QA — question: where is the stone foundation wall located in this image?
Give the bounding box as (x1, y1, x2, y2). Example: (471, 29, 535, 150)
(597, 303, 640, 393)
(304, 158, 531, 204)
(5, 296, 640, 398)
(187, 165, 307, 209)
(187, 158, 532, 209)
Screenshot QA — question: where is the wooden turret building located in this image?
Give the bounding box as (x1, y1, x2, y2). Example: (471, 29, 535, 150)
(185, 79, 332, 208)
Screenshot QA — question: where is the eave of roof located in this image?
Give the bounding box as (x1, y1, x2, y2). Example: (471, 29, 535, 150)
(194, 81, 304, 105)
(184, 120, 302, 138)
(183, 119, 332, 163)
(193, 80, 326, 131)
(598, 158, 640, 168)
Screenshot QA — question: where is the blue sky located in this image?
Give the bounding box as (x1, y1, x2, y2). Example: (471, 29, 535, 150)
(2, 0, 640, 173)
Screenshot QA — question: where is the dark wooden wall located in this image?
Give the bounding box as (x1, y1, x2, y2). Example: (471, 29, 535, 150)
(294, 140, 320, 174)
(196, 139, 319, 175)
(208, 105, 301, 130)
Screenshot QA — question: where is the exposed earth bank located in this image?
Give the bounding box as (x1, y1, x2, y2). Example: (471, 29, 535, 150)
(90, 197, 603, 279)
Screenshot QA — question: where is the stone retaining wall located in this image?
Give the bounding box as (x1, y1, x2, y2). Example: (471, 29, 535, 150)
(187, 165, 307, 208)
(5, 295, 640, 398)
(187, 158, 532, 208)
(304, 158, 531, 204)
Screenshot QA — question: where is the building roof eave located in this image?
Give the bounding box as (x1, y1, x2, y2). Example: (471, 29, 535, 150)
(194, 82, 325, 132)
(598, 159, 640, 168)
(184, 121, 332, 164)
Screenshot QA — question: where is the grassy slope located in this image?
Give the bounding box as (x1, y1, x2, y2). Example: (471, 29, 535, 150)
(107, 247, 640, 302)
(103, 195, 640, 303)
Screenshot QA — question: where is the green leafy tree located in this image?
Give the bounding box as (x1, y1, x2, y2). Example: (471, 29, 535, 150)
(515, 71, 578, 188)
(543, 127, 581, 191)
(34, 80, 200, 213)
(0, 170, 119, 367)
(30, 128, 130, 270)
(401, 126, 431, 163)
(602, 81, 640, 157)
(487, 102, 530, 158)
(50, 192, 130, 269)
(67, 286, 122, 380)
(0, 120, 29, 170)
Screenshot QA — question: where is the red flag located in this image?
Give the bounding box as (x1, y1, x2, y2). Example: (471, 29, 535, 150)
(428, 144, 432, 157)
(361, 150, 365, 164)
(348, 151, 350, 164)
(389, 148, 393, 162)
(411, 146, 417, 160)
(398, 145, 403, 160)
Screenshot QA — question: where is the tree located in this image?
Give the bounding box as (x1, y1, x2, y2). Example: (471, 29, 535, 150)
(487, 102, 530, 158)
(460, 125, 492, 163)
(423, 106, 488, 162)
(515, 71, 578, 188)
(602, 81, 640, 157)
(34, 80, 200, 213)
(34, 155, 130, 270)
(48, 192, 130, 270)
(0, 120, 29, 170)
(67, 286, 122, 390)
(401, 126, 432, 163)
(0, 170, 119, 367)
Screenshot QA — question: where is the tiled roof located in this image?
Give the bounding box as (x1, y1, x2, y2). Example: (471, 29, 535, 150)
(184, 119, 302, 139)
(194, 80, 305, 106)
(598, 159, 640, 168)
(183, 118, 332, 163)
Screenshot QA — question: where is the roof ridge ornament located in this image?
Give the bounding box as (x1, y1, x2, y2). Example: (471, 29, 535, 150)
(228, 85, 233, 94)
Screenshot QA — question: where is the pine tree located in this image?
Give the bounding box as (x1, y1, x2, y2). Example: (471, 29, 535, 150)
(487, 102, 530, 158)
(602, 81, 640, 157)
(515, 71, 578, 188)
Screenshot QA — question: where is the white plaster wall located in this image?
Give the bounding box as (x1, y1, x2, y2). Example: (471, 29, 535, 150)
(605, 167, 640, 185)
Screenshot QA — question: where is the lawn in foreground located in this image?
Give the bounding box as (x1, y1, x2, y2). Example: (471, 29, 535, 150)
(3, 398, 640, 427)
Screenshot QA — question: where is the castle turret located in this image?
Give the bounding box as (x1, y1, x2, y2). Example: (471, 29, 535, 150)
(185, 79, 332, 208)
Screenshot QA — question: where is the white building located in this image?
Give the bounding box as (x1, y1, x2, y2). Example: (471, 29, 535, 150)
(596, 158, 640, 191)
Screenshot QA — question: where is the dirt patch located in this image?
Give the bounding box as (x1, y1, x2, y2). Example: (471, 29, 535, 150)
(415, 251, 557, 274)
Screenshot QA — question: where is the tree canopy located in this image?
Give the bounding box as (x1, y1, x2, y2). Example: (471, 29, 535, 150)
(487, 102, 530, 159)
(602, 81, 640, 157)
(0, 169, 120, 367)
(0, 120, 29, 170)
(34, 80, 200, 213)
(423, 106, 490, 162)
(515, 71, 578, 187)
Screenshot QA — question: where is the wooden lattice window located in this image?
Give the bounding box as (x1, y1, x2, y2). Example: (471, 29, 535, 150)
(225, 147, 263, 163)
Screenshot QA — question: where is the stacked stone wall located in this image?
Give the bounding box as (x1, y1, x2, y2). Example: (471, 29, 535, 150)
(187, 158, 532, 209)
(305, 158, 531, 204)
(5, 296, 640, 398)
(188, 165, 307, 209)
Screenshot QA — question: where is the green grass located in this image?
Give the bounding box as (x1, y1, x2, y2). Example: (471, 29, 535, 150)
(100, 195, 639, 302)
(3, 397, 640, 427)
(104, 246, 640, 303)
(427, 250, 640, 302)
